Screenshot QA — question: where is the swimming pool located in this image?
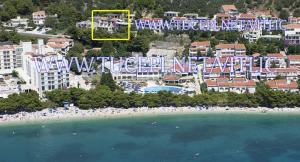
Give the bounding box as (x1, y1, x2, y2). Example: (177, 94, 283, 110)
(142, 86, 184, 94)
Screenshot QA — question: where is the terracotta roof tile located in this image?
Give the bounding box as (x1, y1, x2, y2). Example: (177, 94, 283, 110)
(288, 55, 300, 61)
(191, 41, 210, 47)
(221, 5, 237, 12)
(206, 78, 256, 87)
(163, 75, 180, 81)
(267, 53, 285, 58)
(216, 43, 246, 49)
(239, 13, 256, 19)
(266, 80, 298, 89)
(32, 11, 45, 16)
(216, 13, 230, 17)
(283, 24, 300, 29)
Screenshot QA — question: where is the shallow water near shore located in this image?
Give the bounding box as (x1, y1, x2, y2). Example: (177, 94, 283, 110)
(0, 113, 300, 162)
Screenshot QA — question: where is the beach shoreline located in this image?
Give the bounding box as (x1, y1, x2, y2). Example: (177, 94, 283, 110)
(1, 106, 300, 126)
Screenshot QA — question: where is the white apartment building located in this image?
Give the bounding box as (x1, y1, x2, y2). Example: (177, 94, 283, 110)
(164, 11, 180, 18)
(8, 16, 29, 28)
(288, 16, 300, 24)
(215, 43, 246, 57)
(0, 44, 22, 75)
(266, 53, 287, 68)
(32, 11, 46, 25)
(104, 62, 161, 81)
(283, 24, 300, 45)
(189, 41, 211, 56)
(21, 39, 70, 96)
(249, 67, 299, 81)
(112, 70, 161, 81)
(76, 20, 91, 29)
(242, 29, 262, 43)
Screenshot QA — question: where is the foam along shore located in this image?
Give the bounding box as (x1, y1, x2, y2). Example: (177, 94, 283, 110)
(1, 106, 300, 125)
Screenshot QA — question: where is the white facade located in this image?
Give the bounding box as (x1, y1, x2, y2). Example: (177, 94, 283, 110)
(242, 29, 262, 43)
(207, 85, 256, 94)
(104, 62, 161, 81)
(93, 16, 128, 33)
(206, 79, 256, 94)
(164, 11, 180, 18)
(183, 13, 198, 19)
(8, 16, 29, 28)
(249, 67, 299, 81)
(21, 40, 70, 96)
(288, 55, 300, 67)
(0, 45, 22, 75)
(0, 84, 19, 98)
(284, 24, 300, 45)
(32, 11, 46, 25)
(260, 34, 282, 41)
(76, 20, 91, 29)
(215, 44, 246, 57)
(112, 68, 161, 81)
(288, 17, 300, 24)
(189, 41, 211, 56)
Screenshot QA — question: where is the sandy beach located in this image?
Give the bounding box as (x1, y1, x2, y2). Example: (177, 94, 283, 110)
(1, 106, 300, 125)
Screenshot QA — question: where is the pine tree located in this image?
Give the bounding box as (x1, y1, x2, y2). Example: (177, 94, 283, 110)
(100, 71, 117, 91)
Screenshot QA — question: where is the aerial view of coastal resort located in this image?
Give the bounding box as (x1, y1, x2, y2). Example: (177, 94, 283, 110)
(1, 0, 300, 161)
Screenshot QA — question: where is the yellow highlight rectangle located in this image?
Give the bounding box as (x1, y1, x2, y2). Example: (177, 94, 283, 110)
(91, 10, 131, 41)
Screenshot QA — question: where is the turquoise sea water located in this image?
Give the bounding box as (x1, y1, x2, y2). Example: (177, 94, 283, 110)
(0, 113, 300, 162)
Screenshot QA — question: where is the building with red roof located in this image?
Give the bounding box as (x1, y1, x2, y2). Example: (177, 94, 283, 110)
(215, 43, 246, 57)
(162, 74, 181, 83)
(189, 41, 211, 56)
(46, 38, 74, 56)
(266, 80, 299, 92)
(266, 53, 287, 68)
(205, 77, 256, 93)
(220, 5, 238, 16)
(202, 67, 234, 80)
(249, 67, 299, 81)
(288, 55, 300, 67)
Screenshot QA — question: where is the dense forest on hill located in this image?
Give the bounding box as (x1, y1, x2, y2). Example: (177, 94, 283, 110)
(1, 0, 299, 29)
(1, 0, 300, 20)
